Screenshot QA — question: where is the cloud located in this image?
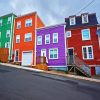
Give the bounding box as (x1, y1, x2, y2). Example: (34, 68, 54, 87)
(0, 0, 100, 25)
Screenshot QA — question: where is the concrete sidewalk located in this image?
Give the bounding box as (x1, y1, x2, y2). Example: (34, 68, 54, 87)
(0, 62, 100, 83)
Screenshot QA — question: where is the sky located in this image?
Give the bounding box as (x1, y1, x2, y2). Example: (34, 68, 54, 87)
(0, 0, 100, 26)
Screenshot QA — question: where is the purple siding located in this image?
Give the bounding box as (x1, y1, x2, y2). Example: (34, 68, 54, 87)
(36, 24, 67, 68)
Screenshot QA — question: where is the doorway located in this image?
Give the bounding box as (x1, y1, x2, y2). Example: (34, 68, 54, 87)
(68, 48, 74, 64)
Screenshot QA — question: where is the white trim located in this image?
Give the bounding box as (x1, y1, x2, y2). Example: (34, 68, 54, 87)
(69, 16, 76, 25)
(81, 29, 91, 41)
(41, 49, 46, 57)
(49, 48, 58, 59)
(64, 25, 67, 65)
(66, 31, 71, 38)
(22, 50, 33, 66)
(16, 21, 21, 29)
(82, 45, 94, 60)
(53, 33, 58, 43)
(16, 35, 20, 43)
(34, 13, 37, 66)
(67, 47, 74, 54)
(45, 34, 50, 44)
(24, 33, 32, 42)
(37, 35, 42, 45)
(25, 18, 32, 27)
(0, 31, 1, 38)
(14, 49, 19, 62)
(82, 14, 89, 24)
(48, 66, 67, 68)
(98, 36, 100, 49)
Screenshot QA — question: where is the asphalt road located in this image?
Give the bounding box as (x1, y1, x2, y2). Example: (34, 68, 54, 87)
(0, 64, 100, 100)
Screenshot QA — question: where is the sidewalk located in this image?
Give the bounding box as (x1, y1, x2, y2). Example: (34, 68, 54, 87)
(0, 62, 100, 83)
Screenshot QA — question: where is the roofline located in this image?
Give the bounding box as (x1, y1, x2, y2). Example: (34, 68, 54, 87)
(65, 13, 96, 20)
(36, 23, 66, 30)
(0, 13, 17, 18)
(15, 12, 37, 19)
(65, 24, 98, 30)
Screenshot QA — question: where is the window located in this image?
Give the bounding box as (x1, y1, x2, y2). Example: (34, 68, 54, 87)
(17, 21, 21, 29)
(5, 42, 10, 48)
(37, 36, 42, 45)
(53, 33, 58, 43)
(45, 34, 50, 44)
(49, 48, 58, 59)
(8, 17, 11, 24)
(82, 29, 90, 40)
(70, 16, 76, 25)
(0, 19, 2, 26)
(6, 30, 11, 38)
(82, 46, 93, 59)
(66, 31, 71, 38)
(24, 33, 32, 42)
(82, 14, 88, 24)
(16, 35, 20, 43)
(0, 32, 1, 38)
(25, 18, 32, 27)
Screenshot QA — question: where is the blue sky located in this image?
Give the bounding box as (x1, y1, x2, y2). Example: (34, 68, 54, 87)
(0, 0, 100, 26)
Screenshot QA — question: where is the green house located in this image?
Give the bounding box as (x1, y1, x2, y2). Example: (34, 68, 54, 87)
(0, 13, 16, 61)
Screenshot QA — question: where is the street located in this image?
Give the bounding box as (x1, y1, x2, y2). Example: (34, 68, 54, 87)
(0, 64, 100, 100)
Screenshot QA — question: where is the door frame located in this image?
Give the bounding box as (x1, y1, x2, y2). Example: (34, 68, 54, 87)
(67, 47, 74, 65)
(14, 49, 19, 62)
(22, 50, 33, 66)
(41, 49, 46, 57)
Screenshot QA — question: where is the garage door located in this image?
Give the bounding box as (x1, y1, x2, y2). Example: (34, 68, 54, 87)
(22, 51, 33, 66)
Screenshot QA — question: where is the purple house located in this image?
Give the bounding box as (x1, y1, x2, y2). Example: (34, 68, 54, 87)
(36, 24, 67, 71)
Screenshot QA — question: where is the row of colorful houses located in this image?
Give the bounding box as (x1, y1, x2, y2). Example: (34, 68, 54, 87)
(0, 12, 100, 76)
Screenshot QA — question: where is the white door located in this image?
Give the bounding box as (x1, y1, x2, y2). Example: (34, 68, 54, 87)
(41, 49, 46, 57)
(41, 49, 48, 63)
(22, 51, 33, 66)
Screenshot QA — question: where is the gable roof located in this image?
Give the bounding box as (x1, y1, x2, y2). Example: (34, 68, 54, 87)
(65, 13, 98, 30)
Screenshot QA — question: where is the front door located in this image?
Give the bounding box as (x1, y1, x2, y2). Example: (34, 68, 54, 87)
(41, 49, 46, 57)
(15, 50, 19, 62)
(68, 48, 74, 64)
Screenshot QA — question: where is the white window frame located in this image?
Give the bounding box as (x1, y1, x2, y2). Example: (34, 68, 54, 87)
(37, 36, 42, 45)
(82, 29, 90, 40)
(7, 17, 11, 24)
(66, 31, 71, 38)
(0, 19, 2, 26)
(17, 21, 21, 29)
(82, 14, 88, 24)
(25, 18, 32, 27)
(45, 34, 50, 44)
(24, 33, 32, 42)
(16, 35, 20, 43)
(53, 33, 58, 43)
(0, 32, 1, 38)
(5, 42, 10, 48)
(6, 30, 11, 38)
(82, 45, 94, 60)
(49, 48, 58, 59)
(70, 16, 76, 25)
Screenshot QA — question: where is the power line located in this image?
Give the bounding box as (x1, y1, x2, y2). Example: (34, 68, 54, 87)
(76, 0, 95, 15)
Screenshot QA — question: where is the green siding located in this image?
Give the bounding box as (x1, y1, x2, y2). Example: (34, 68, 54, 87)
(0, 13, 16, 60)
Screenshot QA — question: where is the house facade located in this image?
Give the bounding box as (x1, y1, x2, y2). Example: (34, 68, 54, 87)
(0, 13, 16, 61)
(13, 12, 44, 66)
(36, 24, 67, 70)
(65, 13, 100, 75)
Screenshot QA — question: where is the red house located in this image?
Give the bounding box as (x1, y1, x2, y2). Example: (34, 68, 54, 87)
(13, 12, 45, 66)
(65, 13, 100, 76)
